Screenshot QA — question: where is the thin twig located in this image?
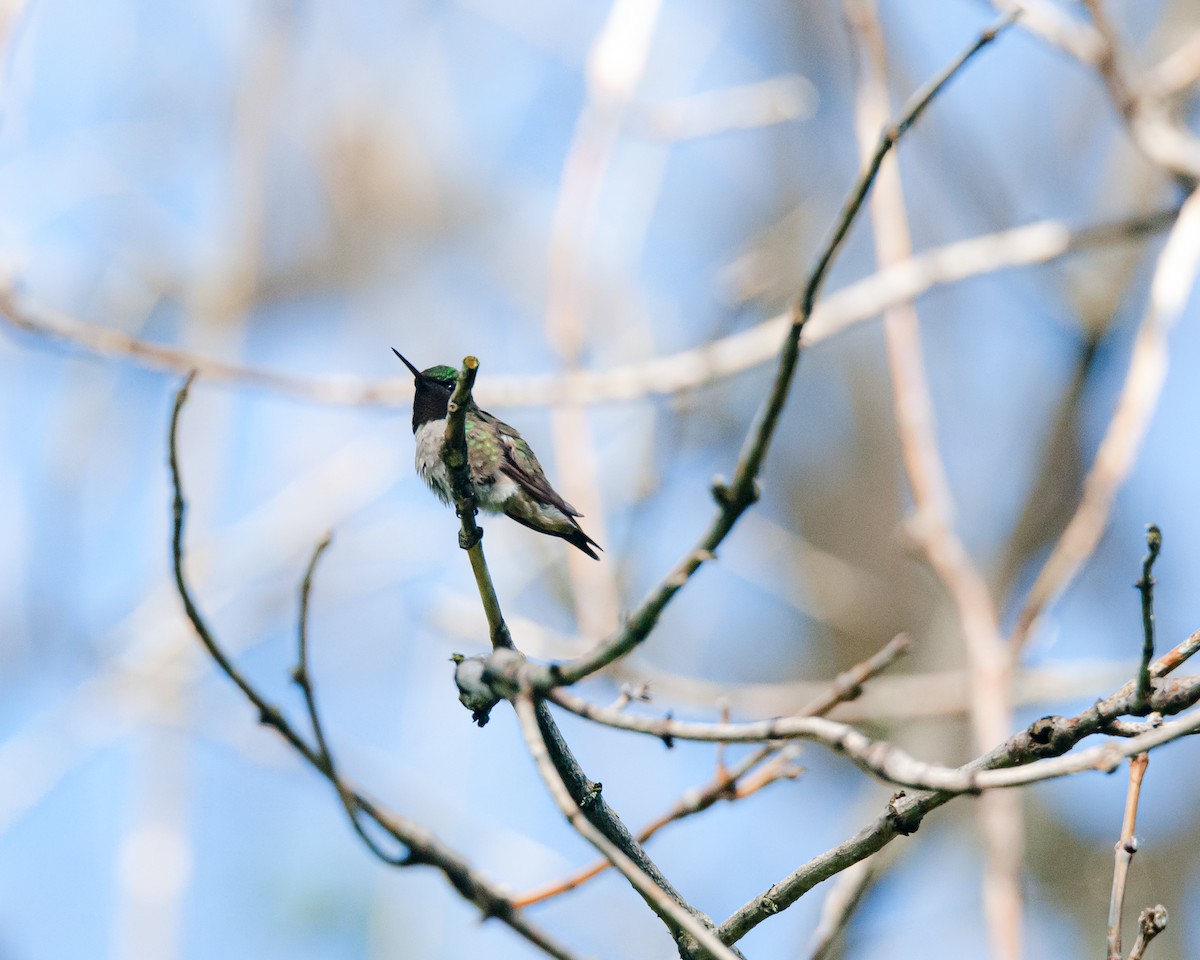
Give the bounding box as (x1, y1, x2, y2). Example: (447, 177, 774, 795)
(518, 636, 895, 905)
(1106, 752, 1149, 960)
(1148, 628, 1200, 679)
(530, 13, 1017, 691)
(513, 695, 742, 960)
(1128, 904, 1168, 960)
(716, 627, 1200, 945)
(1134, 525, 1162, 708)
(514, 634, 909, 908)
(168, 376, 582, 960)
(291, 533, 407, 865)
(550, 678, 1200, 793)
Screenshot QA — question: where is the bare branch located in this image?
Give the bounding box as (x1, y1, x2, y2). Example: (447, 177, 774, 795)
(1106, 753, 1149, 960)
(1134, 525, 1162, 708)
(1011, 188, 1200, 660)
(805, 857, 877, 960)
(549, 677, 1200, 793)
(1128, 905, 1168, 960)
(290, 533, 408, 866)
(514, 635, 908, 908)
(630, 76, 815, 141)
(168, 376, 582, 960)
(443, 356, 513, 651)
(531, 13, 1017, 690)
(4, 209, 1172, 412)
(846, 3, 1020, 951)
(513, 695, 742, 960)
(715, 666, 1200, 945)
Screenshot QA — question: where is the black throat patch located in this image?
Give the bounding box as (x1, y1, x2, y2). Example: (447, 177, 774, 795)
(412, 380, 453, 432)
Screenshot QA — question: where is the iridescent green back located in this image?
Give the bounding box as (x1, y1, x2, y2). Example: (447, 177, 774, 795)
(464, 411, 506, 478)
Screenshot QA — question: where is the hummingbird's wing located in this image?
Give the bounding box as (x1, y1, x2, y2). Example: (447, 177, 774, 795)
(485, 412, 583, 518)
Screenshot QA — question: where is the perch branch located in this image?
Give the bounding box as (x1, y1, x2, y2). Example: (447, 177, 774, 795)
(443, 356, 512, 650)
(168, 375, 580, 960)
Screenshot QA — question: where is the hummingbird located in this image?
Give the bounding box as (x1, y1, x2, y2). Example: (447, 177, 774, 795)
(393, 349, 602, 560)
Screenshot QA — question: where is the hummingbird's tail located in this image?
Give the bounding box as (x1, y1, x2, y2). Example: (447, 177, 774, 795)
(504, 510, 603, 560)
(563, 526, 603, 561)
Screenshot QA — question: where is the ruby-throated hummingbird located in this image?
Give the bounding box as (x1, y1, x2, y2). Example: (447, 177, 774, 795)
(393, 350, 602, 560)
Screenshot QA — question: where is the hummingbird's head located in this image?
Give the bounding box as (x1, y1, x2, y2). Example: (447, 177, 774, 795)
(393, 349, 462, 432)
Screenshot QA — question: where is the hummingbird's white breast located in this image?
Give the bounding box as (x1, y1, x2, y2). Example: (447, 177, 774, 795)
(413, 417, 515, 513)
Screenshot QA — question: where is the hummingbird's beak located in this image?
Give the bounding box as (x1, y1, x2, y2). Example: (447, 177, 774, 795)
(391, 348, 424, 381)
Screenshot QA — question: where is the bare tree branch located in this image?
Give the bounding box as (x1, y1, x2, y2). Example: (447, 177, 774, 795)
(1128, 904, 1169, 960)
(715, 624, 1200, 945)
(1010, 187, 1200, 660)
(805, 856, 877, 960)
(1134, 525, 1162, 708)
(2, 209, 1171, 411)
(514, 634, 909, 908)
(168, 375, 583, 960)
(528, 12, 1018, 691)
(513, 695, 741, 960)
(1106, 752, 1149, 960)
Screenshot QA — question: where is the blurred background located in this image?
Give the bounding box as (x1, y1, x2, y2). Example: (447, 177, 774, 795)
(3, 0, 1200, 958)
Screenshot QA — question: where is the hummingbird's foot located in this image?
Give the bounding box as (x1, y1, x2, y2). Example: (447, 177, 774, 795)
(458, 527, 483, 550)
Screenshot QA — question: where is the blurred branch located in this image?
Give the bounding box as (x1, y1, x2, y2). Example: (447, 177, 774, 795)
(512, 696, 742, 960)
(1081, 0, 1200, 181)
(1, 209, 1174, 409)
(1106, 752, 1149, 960)
(629, 75, 815, 141)
(1143, 29, 1200, 100)
(529, 12, 1017, 691)
(167, 375, 582, 960)
(1010, 188, 1200, 661)
(716, 623, 1200, 945)
(541, 0, 652, 640)
(514, 634, 909, 908)
(845, 3, 1019, 954)
(805, 857, 877, 960)
(990, 0, 1105, 62)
